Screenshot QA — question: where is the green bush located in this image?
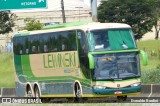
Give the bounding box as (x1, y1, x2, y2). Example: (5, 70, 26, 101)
(24, 18, 42, 31)
(141, 69, 160, 84)
(157, 64, 160, 69)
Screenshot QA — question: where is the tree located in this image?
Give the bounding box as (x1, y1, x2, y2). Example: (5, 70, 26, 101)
(98, 0, 155, 39)
(149, 0, 160, 39)
(24, 18, 42, 31)
(0, 11, 15, 34)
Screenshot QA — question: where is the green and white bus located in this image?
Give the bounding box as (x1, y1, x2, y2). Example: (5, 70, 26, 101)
(13, 22, 147, 101)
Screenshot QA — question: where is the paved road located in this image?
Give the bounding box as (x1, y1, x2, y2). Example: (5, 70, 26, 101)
(0, 85, 160, 97)
(0, 84, 160, 103)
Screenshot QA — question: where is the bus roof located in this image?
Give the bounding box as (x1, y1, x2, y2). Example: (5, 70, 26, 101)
(14, 22, 131, 36)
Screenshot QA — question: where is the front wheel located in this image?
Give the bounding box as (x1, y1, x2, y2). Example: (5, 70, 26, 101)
(75, 83, 83, 102)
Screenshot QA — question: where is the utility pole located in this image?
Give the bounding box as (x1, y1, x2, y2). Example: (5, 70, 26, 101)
(61, 0, 66, 23)
(91, 0, 98, 22)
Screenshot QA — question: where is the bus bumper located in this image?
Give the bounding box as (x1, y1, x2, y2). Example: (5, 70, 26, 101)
(92, 85, 141, 95)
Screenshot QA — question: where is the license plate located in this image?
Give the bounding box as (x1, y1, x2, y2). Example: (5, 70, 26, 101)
(114, 91, 122, 94)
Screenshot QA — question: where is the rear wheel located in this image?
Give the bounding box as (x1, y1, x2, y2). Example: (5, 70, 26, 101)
(26, 86, 33, 97)
(34, 85, 51, 103)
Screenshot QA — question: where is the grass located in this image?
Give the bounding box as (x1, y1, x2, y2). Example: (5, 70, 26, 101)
(137, 40, 160, 84)
(0, 53, 15, 88)
(0, 40, 159, 87)
(137, 40, 160, 71)
(141, 68, 160, 84)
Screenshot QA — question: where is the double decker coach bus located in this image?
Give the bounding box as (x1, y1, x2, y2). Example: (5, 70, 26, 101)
(13, 22, 147, 101)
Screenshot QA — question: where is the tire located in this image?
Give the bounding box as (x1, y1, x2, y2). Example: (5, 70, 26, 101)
(34, 86, 40, 98)
(26, 86, 33, 97)
(34, 86, 51, 103)
(75, 83, 83, 102)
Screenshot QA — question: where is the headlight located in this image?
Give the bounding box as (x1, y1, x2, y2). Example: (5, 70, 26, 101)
(130, 82, 141, 87)
(93, 86, 106, 89)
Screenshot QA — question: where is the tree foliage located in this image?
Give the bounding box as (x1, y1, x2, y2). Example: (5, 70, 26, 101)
(24, 18, 42, 31)
(149, 0, 160, 39)
(98, 0, 155, 39)
(0, 11, 15, 34)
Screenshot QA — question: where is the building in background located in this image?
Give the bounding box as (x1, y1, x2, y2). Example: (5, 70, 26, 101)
(0, 0, 92, 52)
(12, 0, 92, 30)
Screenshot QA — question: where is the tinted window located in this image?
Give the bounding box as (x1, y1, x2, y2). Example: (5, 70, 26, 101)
(13, 36, 27, 55)
(57, 31, 77, 51)
(13, 30, 77, 55)
(29, 35, 40, 54)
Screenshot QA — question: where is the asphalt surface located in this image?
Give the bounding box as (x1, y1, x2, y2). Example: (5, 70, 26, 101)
(0, 84, 160, 103)
(0, 85, 160, 97)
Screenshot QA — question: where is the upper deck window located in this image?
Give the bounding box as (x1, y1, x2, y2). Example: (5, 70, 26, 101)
(88, 29, 136, 51)
(13, 30, 77, 55)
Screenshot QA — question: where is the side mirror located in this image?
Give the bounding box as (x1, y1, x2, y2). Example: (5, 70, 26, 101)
(88, 53, 94, 69)
(140, 50, 148, 66)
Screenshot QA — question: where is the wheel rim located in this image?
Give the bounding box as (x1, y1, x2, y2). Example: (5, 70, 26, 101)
(35, 87, 40, 98)
(27, 88, 33, 97)
(76, 84, 81, 97)
(35, 90, 39, 98)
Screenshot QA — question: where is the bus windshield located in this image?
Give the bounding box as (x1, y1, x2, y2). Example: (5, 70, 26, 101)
(87, 29, 136, 51)
(93, 52, 140, 80)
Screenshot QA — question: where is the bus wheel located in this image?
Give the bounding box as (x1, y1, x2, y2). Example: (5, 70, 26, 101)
(75, 83, 83, 102)
(26, 86, 33, 97)
(34, 86, 40, 98)
(117, 96, 127, 102)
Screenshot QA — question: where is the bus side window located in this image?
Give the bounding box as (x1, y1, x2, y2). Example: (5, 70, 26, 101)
(78, 31, 88, 53)
(67, 31, 77, 51)
(77, 30, 89, 69)
(32, 46, 37, 53)
(62, 44, 66, 51)
(29, 35, 40, 54)
(17, 36, 26, 55)
(20, 49, 22, 54)
(44, 45, 48, 52)
(49, 33, 58, 52)
(58, 31, 69, 51)
(26, 48, 29, 54)
(13, 37, 17, 54)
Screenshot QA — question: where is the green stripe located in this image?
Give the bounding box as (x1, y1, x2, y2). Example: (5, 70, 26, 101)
(21, 55, 36, 80)
(89, 49, 139, 55)
(14, 55, 26, 82)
